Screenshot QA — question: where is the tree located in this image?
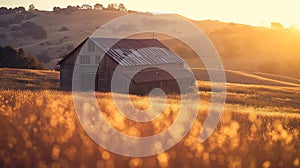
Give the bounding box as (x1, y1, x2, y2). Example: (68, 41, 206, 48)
(94, 3, 103, 10)
(13, 7, 26, 13)
(17, 55, 45, 69)
(106, 3, 118, 11)
(53, 7, 61, 13)
(81, 4, 92, 10)
(0, 7, 8, 15)
(20, 22, 47, 39)
(271, 22, 284, 30)
(0, 45, 17, 67)
(118, 3, 127, 12)
(0, 45, 44, 69)
(28, 4, 35, 11)
(17, 48, 25, 58)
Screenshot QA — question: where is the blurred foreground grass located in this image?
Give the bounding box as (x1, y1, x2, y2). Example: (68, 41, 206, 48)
(1, 68, 300, 167)
(1, 85, 300, 168)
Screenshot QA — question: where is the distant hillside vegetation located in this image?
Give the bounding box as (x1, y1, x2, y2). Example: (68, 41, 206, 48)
(0, 5, 300, 79)
(0, 45, 45, 69)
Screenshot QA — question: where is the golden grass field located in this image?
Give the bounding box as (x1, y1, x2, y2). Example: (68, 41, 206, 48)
(1, 68, 300, 168)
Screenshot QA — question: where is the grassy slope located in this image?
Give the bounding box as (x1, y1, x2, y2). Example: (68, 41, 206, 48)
(0, 10, 125, 66)
(193, 68, 300, 87)
(0, 68, 59, 90)
(0, 68, 300, 167)
(1, 10, 300, 79)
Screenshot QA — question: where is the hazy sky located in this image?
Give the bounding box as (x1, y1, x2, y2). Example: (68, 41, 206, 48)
(1, 0, 299, 28)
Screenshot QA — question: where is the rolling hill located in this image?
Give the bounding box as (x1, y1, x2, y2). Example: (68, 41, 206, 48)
(1, 9, 300, 79)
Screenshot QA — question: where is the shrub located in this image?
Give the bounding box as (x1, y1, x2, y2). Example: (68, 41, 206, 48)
(20, 22, 47, 39)
(10, 25, 21, 31)
(59, 26, 69, 31)
(8, 22, 47, 39)
(62, 6, 78, 15)
(0, 45, 45, 69)
(10, 31, 25, 38)
(17, 55, 45, 69)
(53, 7, 61, 14)
(0, 6, 26, 15)
(0, 14, 25, 28)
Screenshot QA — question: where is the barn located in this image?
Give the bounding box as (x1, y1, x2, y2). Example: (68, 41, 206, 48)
(57, 37, 195, 95)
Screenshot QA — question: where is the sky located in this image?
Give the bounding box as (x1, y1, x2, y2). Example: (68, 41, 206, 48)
(1, 0, 300, 28)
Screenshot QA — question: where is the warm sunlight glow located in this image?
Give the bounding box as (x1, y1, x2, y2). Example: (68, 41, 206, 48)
(2, 0, 300, 28)
(1, 0, 300, 167)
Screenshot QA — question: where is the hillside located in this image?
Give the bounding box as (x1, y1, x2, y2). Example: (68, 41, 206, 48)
(0, 10, 125, 63)
(1, 9, 300, 80)
(192, 68, 300, 87)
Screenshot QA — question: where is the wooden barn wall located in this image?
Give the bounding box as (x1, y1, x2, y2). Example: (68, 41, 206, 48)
(60, 50, 78, 91)
(96, 55, 118, 91)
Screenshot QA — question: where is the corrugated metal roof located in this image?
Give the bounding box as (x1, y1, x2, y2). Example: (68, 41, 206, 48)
(91, 38, 185, 66)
